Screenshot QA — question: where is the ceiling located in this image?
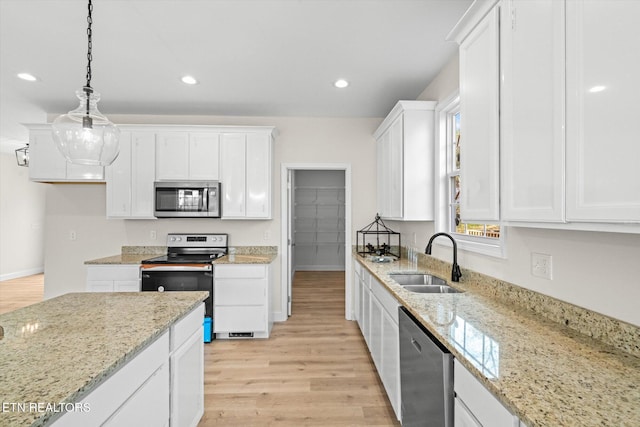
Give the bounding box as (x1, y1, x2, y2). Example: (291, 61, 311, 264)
(0, 0, 472, 151)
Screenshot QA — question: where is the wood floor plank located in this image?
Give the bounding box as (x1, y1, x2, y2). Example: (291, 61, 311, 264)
(200, 270, 400, 426)
(0, 271, 401, 426)
(0, 274, 44, 314)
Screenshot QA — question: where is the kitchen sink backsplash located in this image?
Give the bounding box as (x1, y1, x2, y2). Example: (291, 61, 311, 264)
(396, 247, 640, 358)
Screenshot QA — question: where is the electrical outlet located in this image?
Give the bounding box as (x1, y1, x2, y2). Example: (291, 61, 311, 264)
(150, 230, 157, 241)
(531, 253, 552, 280)
(263, 230, 270, 241)
(69, 230, 77, 241)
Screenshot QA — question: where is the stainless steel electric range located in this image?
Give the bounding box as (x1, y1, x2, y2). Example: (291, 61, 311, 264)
(141, 233, 228, 342)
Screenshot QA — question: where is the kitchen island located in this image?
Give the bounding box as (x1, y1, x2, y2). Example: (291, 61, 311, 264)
(355, 254, 640, 427)
(0, 291, 208, 427)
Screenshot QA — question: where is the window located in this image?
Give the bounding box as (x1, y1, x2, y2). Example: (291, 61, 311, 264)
(436, 93, 505, 258)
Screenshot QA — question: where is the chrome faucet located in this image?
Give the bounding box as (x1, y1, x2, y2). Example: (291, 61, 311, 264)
(425, 232, 462, 282)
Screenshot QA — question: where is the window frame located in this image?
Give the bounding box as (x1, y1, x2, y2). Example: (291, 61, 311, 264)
(434, 91, 506, 258)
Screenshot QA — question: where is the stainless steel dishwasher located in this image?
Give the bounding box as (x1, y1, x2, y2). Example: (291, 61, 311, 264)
(399, 306, 453, 427)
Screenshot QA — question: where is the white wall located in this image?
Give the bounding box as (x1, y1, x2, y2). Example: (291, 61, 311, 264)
(41, 115, 380, 319)
(0, 152, 46, 279)
(393, 54, 640, 327)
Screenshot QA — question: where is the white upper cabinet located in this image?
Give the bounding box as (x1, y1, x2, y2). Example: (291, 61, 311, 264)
(220, 133, 246, 218)
(156, 132, 189, 180)
(26, 124, 104, 182)
(156, 131, 220, 181)
(565, 0, 640, 223)
(450, 0, 639, 231)
(189, 133, 220, 180)
(500, 0, 565, 222)
(374, 101, 436, 221)
(220, 129, 275, 219)
(106, 130, 156, 219)
(457, 5, 501, 223)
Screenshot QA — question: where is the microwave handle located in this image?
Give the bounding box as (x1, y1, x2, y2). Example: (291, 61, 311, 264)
(202, 187, 208, 210)
(208, 187, 217, 209)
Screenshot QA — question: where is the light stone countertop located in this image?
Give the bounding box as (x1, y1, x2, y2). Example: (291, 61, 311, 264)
(84, 253, 156, 265)
(356, 255, 640, 427)
(84, 246, 277, 266)
(214, 254, 277, 264)
(0, 291, 208, 427)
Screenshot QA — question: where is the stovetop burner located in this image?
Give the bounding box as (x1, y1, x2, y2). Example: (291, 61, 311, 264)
(141, 233, 228, 265)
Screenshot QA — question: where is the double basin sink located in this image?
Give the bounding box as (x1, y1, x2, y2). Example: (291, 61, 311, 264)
(389, 273, 463, 294)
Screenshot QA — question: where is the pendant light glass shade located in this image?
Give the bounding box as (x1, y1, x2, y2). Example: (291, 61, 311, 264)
(52, 88, 120, 166)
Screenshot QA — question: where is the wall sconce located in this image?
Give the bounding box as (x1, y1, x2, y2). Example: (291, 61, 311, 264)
(15, 144, 29, 167)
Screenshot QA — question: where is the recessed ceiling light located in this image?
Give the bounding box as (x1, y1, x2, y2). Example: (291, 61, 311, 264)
(334, 79, 349, 89)
(588, 85, 606, 93)
(17, 73, 38, 82)
(181, 75, 198, 85)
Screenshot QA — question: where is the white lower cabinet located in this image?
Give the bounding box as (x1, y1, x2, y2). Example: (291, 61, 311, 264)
(86, 265, 140, 292)
(353, 259, 400, 420)
(104, 362, 170, 427)
(214, 264, 272, 338)
(170, 305, 205, 427)
(454, 359, 520, 427)
(52, 303, 205, 427)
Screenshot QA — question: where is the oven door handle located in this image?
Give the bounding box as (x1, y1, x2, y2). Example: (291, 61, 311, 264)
(141, 265, 213, 272)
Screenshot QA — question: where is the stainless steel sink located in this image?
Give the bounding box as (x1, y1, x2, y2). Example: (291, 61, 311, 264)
(389, 273, 463, 294)
(389, 273, 448, 286)
(402, 285, 462, 294)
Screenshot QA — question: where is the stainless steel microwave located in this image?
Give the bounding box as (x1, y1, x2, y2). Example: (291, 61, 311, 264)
(154, 181, 221, 218)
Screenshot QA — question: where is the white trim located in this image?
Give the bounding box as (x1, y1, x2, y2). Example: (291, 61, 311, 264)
(0, 267, 44, 282)
(280, 163, 353, 321)
(435, 91, 506, 259)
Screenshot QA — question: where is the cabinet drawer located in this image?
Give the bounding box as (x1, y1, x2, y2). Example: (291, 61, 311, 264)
(104, 363, 170, 427)
(215, 264, 266, 279)
(171, 303, 204, 352)
(371, 277, 400, 323)
(52, 332, 169, 427)
(215, 279, 266, 305)
(454, 397, 481, 427)
(87, 265, 140, 281)
(214, 306, 266, 332)
(454, 360, 515, 427)
(87, 281, 114, 292)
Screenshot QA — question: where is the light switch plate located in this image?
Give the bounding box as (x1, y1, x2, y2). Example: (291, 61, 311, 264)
(531, 252, 552, 280)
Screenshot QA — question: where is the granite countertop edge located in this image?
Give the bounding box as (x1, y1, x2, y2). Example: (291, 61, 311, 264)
(0, 292, 208, 427)
(354, 255, 640, 427)
(84, 246, 278, 265)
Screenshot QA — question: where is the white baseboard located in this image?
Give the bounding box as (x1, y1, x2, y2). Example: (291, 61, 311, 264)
(272, 310, 287, 322)
(0, 267, 44, 282)
(295, 265, 345, 271)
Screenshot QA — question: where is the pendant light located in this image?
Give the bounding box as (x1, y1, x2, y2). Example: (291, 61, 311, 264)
(52, 0, 119, 166)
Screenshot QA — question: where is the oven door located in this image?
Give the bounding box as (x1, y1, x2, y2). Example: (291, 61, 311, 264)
(141, 265, 213, 318)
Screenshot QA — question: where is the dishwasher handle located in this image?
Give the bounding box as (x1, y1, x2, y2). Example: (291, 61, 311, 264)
(411, 337, 422, 354)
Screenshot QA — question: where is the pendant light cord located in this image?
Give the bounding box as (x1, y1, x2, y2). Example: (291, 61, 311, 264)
(83, 0, 93, 126)
(85, 0, 93, 90)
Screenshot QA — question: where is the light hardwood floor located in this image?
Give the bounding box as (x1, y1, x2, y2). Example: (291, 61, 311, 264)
(0, 273, 44, 314)
(0, 272, 399, 426)
(200, 271, 400, 426)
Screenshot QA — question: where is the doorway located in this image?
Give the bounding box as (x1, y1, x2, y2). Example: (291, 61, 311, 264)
(280, 164, 352, 319)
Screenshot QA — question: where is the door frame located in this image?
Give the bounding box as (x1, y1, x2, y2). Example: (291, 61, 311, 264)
(280, 163, 353, 320)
